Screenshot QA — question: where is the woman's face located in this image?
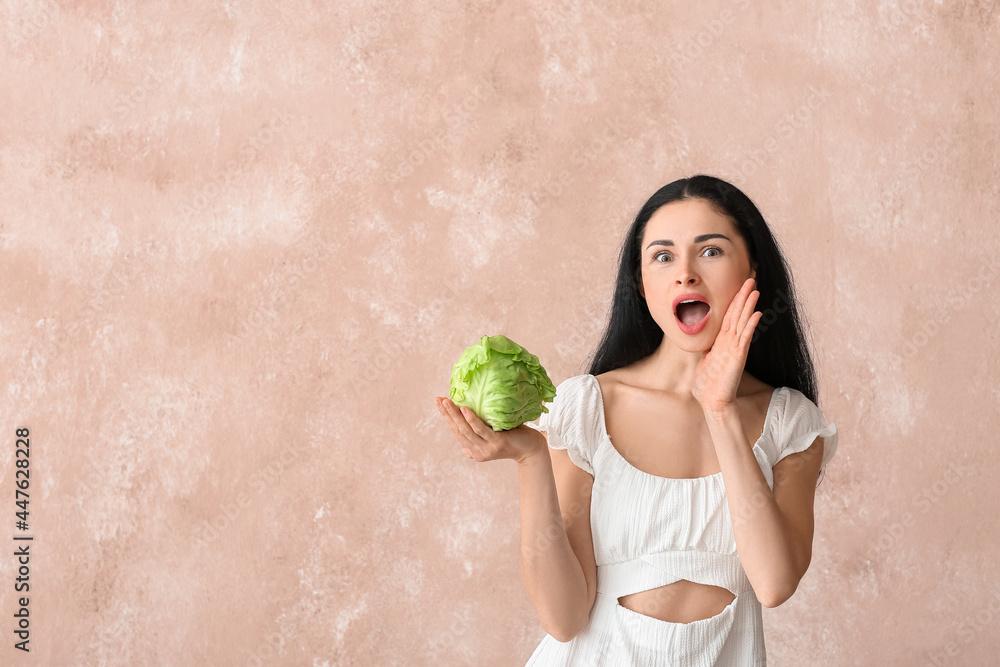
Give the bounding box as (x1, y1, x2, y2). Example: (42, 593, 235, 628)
(639, 198, 756, 353)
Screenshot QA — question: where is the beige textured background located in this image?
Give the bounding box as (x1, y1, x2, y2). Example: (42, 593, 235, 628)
(1, 1, 997, 665)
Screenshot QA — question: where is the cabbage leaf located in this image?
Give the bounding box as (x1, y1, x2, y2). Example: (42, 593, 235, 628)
(449, 334, 557, 432)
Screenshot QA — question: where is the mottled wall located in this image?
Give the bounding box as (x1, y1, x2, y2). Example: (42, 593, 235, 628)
(0, 1, 997, 665)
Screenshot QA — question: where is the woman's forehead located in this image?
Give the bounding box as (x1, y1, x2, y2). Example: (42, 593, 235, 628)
(644, 199, 740, 241)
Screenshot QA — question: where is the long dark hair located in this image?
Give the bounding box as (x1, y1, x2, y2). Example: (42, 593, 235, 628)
(585, 174, 819, 404)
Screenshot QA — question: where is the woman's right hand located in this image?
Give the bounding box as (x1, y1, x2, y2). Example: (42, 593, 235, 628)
(433, 396, 547, 465)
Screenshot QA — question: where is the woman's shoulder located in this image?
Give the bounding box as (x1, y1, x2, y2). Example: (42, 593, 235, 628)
(536, 374, 604, 472)
(592, 365, 639, 394)
(551, 373, 598, 394)
(737, 369, 774, 391)
(542, 374, 600, 416)
(739, 373, 777, 405)
(764, 383, 822, 415)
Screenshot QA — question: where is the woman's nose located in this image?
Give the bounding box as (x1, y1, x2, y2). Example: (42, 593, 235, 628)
(674, 259, 700, 285)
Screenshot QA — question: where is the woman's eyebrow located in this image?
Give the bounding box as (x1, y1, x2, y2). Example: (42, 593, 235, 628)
(645, 233, 732, 250)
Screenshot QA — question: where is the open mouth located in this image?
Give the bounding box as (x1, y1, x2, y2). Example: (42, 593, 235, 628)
(674, 297, 711, 334)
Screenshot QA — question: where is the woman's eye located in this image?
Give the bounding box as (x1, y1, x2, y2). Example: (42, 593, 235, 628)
(653, 247, 722, 262)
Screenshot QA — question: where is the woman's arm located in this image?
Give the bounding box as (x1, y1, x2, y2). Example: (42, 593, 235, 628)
(692, 277, 824, 606)
(704, 406, 824, 607)
(517, 445, 597, 642)
(433, 396, 596, 639)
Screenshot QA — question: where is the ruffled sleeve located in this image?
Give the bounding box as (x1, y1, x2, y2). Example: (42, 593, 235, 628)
(772, 387, 839, 483)
(529, 375, 596, 476)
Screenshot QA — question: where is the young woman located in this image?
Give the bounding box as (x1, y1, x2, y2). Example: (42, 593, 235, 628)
(433, 174, 838, 665)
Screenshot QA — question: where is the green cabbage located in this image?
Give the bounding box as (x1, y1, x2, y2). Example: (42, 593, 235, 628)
(449, 334, 557, 431)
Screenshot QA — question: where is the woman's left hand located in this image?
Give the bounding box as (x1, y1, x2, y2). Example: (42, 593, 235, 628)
(692, 277, 762, 413)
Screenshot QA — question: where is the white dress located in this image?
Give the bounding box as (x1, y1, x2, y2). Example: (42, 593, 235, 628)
(523, 374, 839, 667)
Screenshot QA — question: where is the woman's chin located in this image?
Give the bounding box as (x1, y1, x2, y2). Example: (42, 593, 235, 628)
(664, 330, 714, 354)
